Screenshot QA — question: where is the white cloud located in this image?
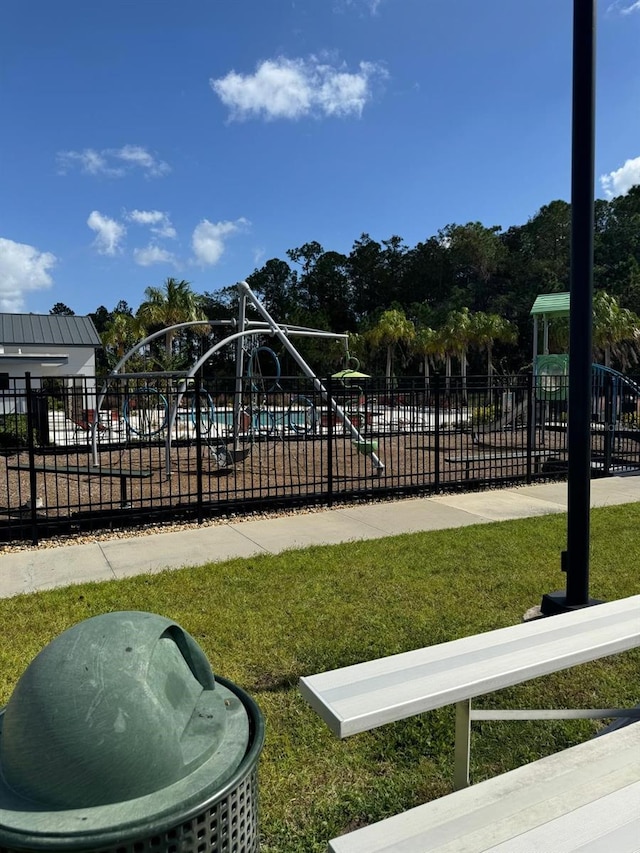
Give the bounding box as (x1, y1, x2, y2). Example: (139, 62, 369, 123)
(127, 209, 176, 238)
(87, 211, 126, 255)
(57, 148, 116, 176)
(608, 1, 640, 13)
(0, 237, 56, 312)
(191, 218, 249, 266)
(210, 56, 387, 121)
(600, 156, 640, 198)
(115, 145, 171, 177)
(57, 145, 170, 178)
(334, 0, 387, 13)
(133, 244, 177, 267)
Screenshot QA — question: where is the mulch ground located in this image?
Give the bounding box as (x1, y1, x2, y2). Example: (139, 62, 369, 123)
(0, 427, 570, 545)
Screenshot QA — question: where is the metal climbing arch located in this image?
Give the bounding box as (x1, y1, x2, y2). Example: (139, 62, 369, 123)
(92, 282, 385, 476)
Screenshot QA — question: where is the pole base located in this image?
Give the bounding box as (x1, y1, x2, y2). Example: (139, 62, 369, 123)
(540, 590, 604, 616)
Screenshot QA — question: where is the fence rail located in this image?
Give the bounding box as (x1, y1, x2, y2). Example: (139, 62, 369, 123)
(1, 370, 639, 545)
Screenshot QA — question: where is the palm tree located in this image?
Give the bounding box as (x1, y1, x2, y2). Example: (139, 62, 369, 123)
(102, 312, 147, 363)
(441, 307, 475, 399)
(472, 312, 517, 377)
(367, 309, 415, 388)
(413, 327, 443, 396)
(137, 278, 206, 359)
(592, 291, 640, 370)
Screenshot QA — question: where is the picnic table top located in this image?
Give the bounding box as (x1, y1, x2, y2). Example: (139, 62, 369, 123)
(444, 450, 553, 461)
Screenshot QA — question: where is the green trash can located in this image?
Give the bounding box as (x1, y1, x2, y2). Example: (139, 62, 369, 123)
(0, 611, 264, 852)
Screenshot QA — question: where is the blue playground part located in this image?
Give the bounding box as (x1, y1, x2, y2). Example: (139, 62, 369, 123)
(591, 364, 640, 410)
(187, 388, 217, 433)
(247, 346, 281, 392)
(287, 396, 318, 434)
(123, 387, 169, 437)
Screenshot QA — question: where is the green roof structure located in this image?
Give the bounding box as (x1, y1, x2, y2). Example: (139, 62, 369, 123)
(530, 292, 570, 317)
(530, 292, 570, 361)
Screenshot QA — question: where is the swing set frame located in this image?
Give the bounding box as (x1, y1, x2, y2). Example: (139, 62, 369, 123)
(92, 282, 385, 475)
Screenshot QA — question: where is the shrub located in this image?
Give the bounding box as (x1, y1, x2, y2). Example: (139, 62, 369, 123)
(620, 412, 640, 429)
(0, 413, 31, 450)
(471, 404, 498, 425)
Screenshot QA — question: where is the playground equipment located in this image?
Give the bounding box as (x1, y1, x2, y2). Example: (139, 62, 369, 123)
(474, 363, 639, 442)
(591, 363, 640, 422)
(239, 344, 318, 436)
(120, 384, 223, 444)
(92, 282, 385, 476)
(531, 292, 640, 443)
(122, 387, 169, 437)
(247, 345, 282, 392)
(535, 353, 569, 401)
(469, 292, 640, 453)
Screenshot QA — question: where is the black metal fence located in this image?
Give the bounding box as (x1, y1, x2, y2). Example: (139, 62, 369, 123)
(1, 370, 639, 544)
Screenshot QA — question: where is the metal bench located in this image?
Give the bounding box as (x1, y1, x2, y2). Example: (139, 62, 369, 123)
(7, 463, 152, 508)
(326, 721, 640, 852)
(300, 594, 640, 783)
(443, 450, 553, 479)
(301, 596, 640, 850)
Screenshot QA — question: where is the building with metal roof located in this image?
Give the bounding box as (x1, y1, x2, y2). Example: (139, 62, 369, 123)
(0, 314, 101, 349)
(0, 314, 102, 416)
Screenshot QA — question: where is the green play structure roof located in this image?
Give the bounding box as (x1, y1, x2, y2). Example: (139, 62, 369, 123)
(530, 292, 570, 317)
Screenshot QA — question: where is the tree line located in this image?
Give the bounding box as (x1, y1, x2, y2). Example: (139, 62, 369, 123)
(51, 186, 640, 380)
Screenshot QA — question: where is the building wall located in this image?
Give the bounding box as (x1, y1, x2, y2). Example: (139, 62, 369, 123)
(0, 345, 97, 415)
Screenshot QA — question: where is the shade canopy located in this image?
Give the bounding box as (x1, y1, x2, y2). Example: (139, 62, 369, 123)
(530, 292, 570, 318)
(331, 368, 370, 380)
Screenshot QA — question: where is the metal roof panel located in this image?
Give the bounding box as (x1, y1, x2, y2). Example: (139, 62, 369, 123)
(0, 314, 101, 347)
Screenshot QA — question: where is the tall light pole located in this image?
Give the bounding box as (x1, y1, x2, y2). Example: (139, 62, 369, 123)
(541, 0, 602, 615)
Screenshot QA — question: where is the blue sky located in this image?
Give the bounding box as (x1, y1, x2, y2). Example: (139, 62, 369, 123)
(1, 0, 639, 316)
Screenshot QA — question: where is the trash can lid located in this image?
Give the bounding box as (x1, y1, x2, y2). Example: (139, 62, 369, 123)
(0, 612, 261, 848)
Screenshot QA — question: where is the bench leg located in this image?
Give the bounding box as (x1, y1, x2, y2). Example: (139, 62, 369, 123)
(454, 699, 471, 790)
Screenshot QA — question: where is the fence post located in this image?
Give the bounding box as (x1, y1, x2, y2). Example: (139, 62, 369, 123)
(24, 372, 39, 545)
(603, 371, 613, 476)
(327, 375, 334, 506)
(526, 372, 534, 485)
(434, 373, 441, 493)
(194, 374, 204, 524)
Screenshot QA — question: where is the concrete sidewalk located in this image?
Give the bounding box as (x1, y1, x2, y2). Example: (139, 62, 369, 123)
(2, 473, 640, 600)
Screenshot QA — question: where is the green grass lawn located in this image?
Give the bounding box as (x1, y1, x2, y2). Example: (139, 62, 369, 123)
(1, 504, 639, 852)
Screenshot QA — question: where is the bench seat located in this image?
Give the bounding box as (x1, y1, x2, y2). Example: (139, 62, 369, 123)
(443, 451, 554, 478)
(300, 595, 640, 740)
(302, 596, 640, 851)
(6, 463, 151, 478)
(444, 451, 550, 463)
(7, 464, 151, 507)
(328, 722, 640, 852)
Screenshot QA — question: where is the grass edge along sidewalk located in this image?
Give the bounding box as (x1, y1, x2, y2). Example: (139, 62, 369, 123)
(0, 503, 639, 853)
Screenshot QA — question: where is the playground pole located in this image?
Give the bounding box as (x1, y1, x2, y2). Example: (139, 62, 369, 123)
(237, 281, 385, 472)
(234, 289, 247, 453)
(541, 0, 601, 615)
